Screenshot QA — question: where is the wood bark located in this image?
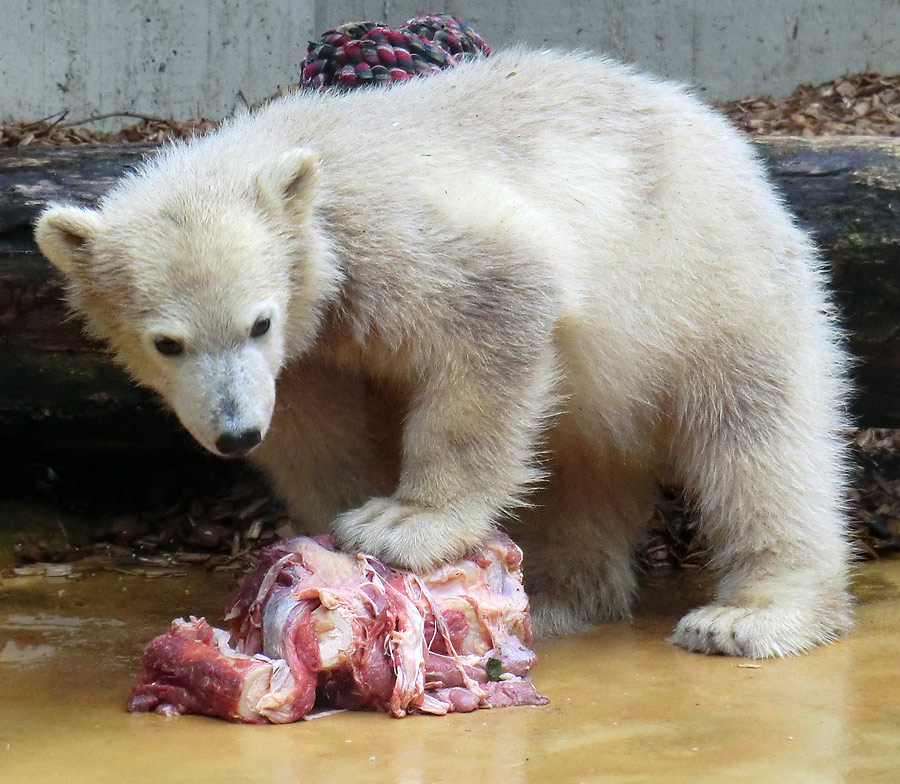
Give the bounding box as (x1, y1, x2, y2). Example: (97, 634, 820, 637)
(754, 137, 900, 429)
(0, 144, 185, 450)
(2, 137, 900, 451)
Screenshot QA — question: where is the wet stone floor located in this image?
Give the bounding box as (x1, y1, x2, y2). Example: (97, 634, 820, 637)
(1, 527, 899, 783)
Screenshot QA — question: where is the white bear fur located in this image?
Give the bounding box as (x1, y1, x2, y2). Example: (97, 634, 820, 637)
(35, 49, 853, 658)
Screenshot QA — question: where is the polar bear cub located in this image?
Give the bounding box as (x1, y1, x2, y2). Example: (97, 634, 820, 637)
(35, 49, 853, 658)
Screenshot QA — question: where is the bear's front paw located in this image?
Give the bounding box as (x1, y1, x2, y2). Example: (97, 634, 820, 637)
(333, 497, 487, 572)
(668, 597, 852, 659)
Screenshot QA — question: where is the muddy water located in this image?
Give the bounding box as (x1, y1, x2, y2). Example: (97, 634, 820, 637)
(1, 556, 899, 783)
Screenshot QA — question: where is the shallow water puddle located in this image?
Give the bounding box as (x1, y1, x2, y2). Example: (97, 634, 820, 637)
(1, 558, 899, 783)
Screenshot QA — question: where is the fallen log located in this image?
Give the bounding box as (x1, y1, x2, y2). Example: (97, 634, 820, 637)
(0, 145, 198, 453)
(2, 136, 900, 452)
(754, 136, 900, 429)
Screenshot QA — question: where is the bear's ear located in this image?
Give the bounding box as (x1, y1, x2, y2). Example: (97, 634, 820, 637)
(34, 205, 104, 277)
(257, 148, 319, 214)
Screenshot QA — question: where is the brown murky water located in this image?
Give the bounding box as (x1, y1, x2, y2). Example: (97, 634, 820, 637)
(2, 536, 899, 783)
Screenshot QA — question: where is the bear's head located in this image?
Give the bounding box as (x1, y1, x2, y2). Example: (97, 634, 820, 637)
(34, 146, 342, 457)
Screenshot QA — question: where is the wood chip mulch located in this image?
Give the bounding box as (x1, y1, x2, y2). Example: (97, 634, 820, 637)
(5, 458, 292, 578)
(5, 71, 900, 149)
(6, 426, 900, 578)
(0, 111, 219, 149)
(716, 72, 900, 137)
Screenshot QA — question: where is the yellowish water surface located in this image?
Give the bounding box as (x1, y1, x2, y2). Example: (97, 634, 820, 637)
(1, 550, 899, 783)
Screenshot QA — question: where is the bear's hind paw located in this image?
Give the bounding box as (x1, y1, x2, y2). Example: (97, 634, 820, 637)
(669, 599, 852, 659)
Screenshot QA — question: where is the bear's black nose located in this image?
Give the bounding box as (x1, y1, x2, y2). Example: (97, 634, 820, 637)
(215, 428, 262, 456)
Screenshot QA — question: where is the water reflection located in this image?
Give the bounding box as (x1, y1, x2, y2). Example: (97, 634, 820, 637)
(0, 639, 56, 664)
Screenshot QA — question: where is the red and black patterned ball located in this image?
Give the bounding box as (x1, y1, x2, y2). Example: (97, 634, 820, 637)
(300, 15, 491, 90)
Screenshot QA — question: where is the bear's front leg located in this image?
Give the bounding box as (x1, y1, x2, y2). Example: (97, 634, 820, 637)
(333, 344, 557, 572)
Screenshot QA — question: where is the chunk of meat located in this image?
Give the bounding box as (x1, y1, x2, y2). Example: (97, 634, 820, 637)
(128, 534, 547, 722)
(126, 617, 314, 723)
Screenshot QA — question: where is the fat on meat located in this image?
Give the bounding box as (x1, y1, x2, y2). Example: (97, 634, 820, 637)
(127, 533, 548, 722)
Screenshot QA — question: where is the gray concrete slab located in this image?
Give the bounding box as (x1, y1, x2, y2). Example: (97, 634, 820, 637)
(2, 0, 899, 124)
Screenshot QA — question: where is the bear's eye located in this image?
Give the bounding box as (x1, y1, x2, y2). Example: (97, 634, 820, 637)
(154, 336, 184, 356)
(250, 316, 271, 339)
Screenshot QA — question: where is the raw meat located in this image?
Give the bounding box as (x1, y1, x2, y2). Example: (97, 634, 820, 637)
(127, 534, 548, 722)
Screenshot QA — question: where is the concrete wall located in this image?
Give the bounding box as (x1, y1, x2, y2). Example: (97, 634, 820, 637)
(3, 0, 900, 124)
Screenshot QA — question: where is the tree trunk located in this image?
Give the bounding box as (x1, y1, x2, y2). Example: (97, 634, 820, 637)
(2, 136, 900, 452)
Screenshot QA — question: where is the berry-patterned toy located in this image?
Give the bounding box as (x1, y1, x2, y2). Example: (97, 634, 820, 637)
(300, 14, 491, 90)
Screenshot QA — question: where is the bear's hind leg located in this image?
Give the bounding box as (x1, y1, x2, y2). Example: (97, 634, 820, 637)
(511, 420, 659, 636)
(669, 340, 853, 658)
